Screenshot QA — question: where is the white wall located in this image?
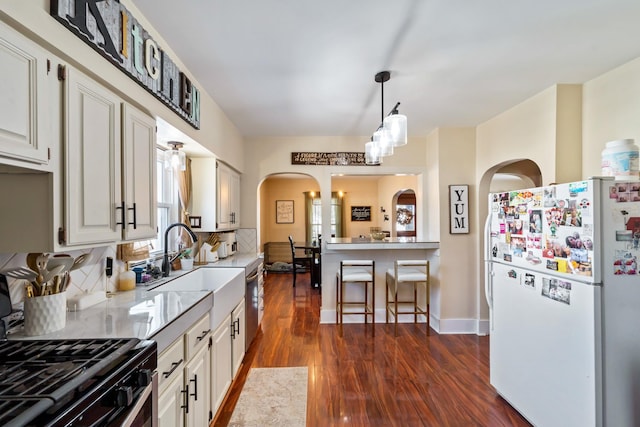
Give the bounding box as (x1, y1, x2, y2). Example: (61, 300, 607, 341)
(583, 56, 640, 177)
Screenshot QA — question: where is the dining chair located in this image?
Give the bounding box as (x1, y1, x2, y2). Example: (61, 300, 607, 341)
(288, 235, 313, 287)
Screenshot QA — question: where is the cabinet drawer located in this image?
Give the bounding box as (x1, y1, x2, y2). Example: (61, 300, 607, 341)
(185, 313, 211, 360)
(157, 337, 184, 392)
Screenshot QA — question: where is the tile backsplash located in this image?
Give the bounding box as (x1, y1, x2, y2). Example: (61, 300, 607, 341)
(0, 245, 120, 308)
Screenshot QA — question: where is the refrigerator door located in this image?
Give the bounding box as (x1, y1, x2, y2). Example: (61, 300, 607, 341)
(490, 262, 600, 427)
(488, 180, 598, 284)
(599, 179, 640, 426)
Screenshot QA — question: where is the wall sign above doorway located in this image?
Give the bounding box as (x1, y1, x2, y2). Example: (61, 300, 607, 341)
(51, 0, 201, 129)
(291, 152, 372, 166)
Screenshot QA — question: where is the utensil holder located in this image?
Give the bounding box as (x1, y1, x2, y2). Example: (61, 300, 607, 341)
(24, 292, 67, 336)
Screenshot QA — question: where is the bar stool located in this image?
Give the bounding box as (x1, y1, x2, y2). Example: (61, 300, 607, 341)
(385, 260, 430, 336)
(336, 260, 375, 332)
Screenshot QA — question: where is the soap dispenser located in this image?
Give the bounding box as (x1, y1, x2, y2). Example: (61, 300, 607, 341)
(117, 266, 136, 291)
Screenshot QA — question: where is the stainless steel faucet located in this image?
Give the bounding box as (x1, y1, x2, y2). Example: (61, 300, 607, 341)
(162, 223, 198, 277)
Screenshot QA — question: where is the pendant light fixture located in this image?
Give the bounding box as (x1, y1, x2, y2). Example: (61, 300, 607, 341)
(165, 141, 187, 171)
(365, 71, 408, 165)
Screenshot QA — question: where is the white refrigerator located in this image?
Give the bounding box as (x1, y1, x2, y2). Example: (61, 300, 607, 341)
(485, 177, 640, 427)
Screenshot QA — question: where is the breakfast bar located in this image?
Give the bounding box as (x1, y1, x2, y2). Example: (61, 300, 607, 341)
(320, 237, 440, 324)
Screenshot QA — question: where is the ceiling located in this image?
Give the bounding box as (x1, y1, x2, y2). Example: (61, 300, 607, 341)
(131, 0, 640, 140)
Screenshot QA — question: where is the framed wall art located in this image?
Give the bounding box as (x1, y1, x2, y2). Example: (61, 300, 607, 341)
(276, 200, 294, 224)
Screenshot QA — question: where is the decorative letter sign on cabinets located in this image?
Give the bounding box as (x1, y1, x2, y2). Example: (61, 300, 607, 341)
(0, 23, 50, 166)
(63, 67, 157, 246)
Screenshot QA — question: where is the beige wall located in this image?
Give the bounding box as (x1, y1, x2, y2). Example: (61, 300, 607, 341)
(0, 0, 245, 171)
(583, 56, 640, 177)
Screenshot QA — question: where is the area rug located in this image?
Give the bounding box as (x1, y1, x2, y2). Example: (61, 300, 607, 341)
(228, 366, 308, 427)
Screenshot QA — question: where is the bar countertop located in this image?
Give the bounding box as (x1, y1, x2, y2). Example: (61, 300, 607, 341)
(326, 237, 439, 250)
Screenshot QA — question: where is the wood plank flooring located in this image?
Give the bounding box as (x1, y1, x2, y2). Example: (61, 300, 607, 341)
(213, 271, 532, 426)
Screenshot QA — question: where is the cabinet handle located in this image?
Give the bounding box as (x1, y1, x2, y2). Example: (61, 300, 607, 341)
(181, 384, 189, 413)
(235, 318, 240, 336)
(162, 359, 183, 378)
(196, 329, 211, 341)
(115, 201, 125, 229)
(190, 374, 198, 401)
(230, 319, 236, 339)
(128, 202, 137, 229)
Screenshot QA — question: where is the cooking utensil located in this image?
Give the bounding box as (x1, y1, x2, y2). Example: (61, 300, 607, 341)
(70, 253, 91, 271)
(26, 252, 41, 273)
(0, 267, 37, 282)
(42, 265, 65, 285)
(46, 256, 75, 275)
(35, 253, 50, 284)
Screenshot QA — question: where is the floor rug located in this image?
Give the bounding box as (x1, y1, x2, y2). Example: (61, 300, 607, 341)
(228, 366, 308, 427)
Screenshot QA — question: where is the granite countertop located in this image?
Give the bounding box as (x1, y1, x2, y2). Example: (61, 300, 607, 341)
(7, 252, 261, 352)
(326, 238, 440, 250)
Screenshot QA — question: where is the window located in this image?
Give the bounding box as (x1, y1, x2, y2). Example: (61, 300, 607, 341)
(305, 192, 343, 242)
(149, 148, 178, 254)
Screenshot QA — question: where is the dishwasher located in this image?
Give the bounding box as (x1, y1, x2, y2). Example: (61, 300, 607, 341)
(245, 265, 261, 351)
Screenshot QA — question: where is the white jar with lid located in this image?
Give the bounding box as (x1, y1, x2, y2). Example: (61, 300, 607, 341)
(601, 139, 639, 180)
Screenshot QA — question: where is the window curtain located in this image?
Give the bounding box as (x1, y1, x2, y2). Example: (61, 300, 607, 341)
(176, 158, 193, 245)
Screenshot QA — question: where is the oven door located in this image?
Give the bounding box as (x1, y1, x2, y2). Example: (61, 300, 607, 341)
(112, 371, 158, 427)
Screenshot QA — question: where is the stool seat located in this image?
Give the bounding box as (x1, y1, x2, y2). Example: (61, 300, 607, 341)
(341, 269, 374, 282)
(386, 260, 430, 336)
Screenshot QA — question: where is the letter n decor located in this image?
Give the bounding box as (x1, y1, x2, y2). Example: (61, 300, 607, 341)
(449, 185, 469, 234)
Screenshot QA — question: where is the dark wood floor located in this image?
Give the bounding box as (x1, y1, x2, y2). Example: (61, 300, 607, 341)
(212, 271, 531, 426)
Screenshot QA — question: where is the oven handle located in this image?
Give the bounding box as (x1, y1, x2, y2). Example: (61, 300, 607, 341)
(246, 271, 260, 282)
(119, 371, 158, 427)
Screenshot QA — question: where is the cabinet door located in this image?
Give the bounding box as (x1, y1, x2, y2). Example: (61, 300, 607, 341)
(158, 373, 185, 427)
(229, 168, 240, 227)
(216, 161, 232, 229)
(64, 67, 122, 245)
(185, 341, 210, 427)
(190, 157, 217, 231)
(122, 103, 157, 240)
(211, 314, 232, 414)
(0, 24, 50, 166)
(231, 299, 246, 376)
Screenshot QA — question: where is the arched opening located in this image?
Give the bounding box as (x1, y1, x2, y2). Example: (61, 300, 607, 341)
(393, 189, 416, 238)
(477, 159, 543, 333)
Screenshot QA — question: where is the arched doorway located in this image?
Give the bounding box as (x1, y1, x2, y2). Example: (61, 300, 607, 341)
(477, 159, 542, 334)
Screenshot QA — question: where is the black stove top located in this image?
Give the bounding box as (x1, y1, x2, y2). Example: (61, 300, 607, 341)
(0, 338, 156, 427)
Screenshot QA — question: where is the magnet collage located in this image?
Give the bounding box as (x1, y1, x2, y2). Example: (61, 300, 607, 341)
(493, 184, 594, 278)
(609, 182, 640, 275)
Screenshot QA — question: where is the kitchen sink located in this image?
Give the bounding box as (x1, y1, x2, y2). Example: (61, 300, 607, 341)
(149, 267, 245, 330)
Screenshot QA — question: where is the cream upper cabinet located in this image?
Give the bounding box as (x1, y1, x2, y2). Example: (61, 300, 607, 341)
(63, 67, 157, 246)
(190, 157, 217, 231)
(217, 161, 240, 230)
(122, 104, 157, 241)
(0, 23, 50, 167)
(64, 67, 123, 245)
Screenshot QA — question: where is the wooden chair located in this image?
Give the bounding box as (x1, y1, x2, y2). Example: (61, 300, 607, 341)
(385, 260, 430, 336)
(288, 235, 313, 287)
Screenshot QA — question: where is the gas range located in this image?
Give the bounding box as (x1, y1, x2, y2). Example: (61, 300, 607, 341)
(0, 338, 157, 426)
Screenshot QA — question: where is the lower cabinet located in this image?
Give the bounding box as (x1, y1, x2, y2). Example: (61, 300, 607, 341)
(157, 314, 212, 426)
(211, 299, 246, 416)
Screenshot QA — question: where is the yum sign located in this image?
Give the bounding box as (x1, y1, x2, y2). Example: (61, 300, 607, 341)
(449, 185, 470, 234)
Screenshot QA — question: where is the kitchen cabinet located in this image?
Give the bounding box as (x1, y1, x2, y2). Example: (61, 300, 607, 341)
(157, 313, 212, 426)
(121, 103, 157, 241)
(0, 23, 51, 168)
(217, 161, 240, 230)
(211, 299, 246, 415)
(258, 267, 265, 325)
(64, 67, 156, 246)
(190, 157, 217, 231)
